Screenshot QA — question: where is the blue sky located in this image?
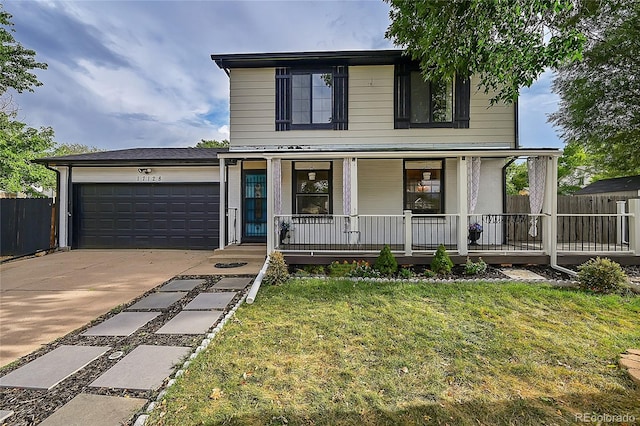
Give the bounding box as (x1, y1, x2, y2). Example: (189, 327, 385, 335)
(6, 0, 562, 150)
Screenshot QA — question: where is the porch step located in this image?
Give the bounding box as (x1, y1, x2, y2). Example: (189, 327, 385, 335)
(209, 245, 266, 263)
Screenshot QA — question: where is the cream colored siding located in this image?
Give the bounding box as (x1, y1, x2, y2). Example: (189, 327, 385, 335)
(444, 159, 458, 213)
(72, 166, 219, 183)
(357, 159, 403, 215)
(228, 66, 515, 149)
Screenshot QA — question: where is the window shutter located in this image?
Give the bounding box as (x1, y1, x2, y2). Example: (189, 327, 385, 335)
(332, 66, 348, 130)
(275, 68, 291, 131)
(454, 76, 470, 128)
(394, 63, 410, 129)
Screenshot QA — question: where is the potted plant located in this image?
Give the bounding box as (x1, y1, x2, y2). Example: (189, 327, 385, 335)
(468, 222, 483, 245)
(279, 221, 291, 245)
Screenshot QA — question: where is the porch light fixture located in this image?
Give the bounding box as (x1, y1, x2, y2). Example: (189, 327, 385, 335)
(138, 168, 152, 174)
(308, 172, 316, 181)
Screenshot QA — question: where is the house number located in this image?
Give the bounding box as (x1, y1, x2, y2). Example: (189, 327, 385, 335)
(136, 176, 162, 182)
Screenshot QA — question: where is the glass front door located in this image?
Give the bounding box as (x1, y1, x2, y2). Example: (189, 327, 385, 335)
(242, 170, 267, 242)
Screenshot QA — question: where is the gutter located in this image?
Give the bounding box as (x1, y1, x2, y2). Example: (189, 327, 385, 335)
(246, 255, 270, 304)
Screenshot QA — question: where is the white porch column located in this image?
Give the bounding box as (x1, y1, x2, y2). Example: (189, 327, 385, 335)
(57, 166, 70, 248)
(457, 156, 468, 255)
(266, 158, 274, 253)
(628, 199, 640, 255)
(543, 156, 558, 258)
(616, 201, 627, 245)
(349, 158, 358, 216)
(219, 158, 226, 250)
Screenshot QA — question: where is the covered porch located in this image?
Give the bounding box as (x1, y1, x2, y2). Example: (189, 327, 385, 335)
(218, 149, 640, 265)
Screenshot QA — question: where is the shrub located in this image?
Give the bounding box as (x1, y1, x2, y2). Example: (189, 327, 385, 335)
(328, 260, 357, 277)
(465, 257, 487, 275)
(431, 244, 453, 275)
(421, 269, 436, 278)
(263, 251, 290, 286)
(348, 260, 381, 278)
(398, 267, 415, 279)
(577, 257, 629, 294)
(373, 245, 398, 276)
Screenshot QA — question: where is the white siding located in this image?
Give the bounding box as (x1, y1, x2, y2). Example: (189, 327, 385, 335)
(72, 166, 219, 183)
(229, 66, 515, 150)
(227, 164, 241, 244)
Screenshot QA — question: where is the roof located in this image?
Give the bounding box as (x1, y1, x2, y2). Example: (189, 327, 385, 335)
(36, 148, 227, 166)
(212, 49, 407, 70)
(575, 175, 640, 195)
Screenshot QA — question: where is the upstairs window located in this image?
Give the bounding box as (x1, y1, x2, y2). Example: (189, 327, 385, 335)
(276, 67, 348, 131)
(292, 73, 332, 126)
(395, 63, 470, 129)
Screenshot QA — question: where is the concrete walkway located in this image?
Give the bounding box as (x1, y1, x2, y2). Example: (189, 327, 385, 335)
(0, 250, 216, 367)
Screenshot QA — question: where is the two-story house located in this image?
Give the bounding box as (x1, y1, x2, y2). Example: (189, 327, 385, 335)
(211, 49, 569, 264)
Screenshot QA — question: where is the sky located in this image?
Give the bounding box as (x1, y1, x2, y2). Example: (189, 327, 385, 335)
(5, 0, 562, 151)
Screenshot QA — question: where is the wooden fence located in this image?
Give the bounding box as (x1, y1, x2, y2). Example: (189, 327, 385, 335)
(507, 195, 632, 244)
(0, 198, 54, 257)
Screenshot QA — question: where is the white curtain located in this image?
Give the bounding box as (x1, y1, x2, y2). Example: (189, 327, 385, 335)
(527, 157, 547, 237)
(273, 158, 281, 216)
(343, 158, 351, 216)
(467, 157, 481, 214)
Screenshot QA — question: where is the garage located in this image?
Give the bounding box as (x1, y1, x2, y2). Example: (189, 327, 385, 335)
(72, 183, 219, 249)
(36, 148, 224, 251)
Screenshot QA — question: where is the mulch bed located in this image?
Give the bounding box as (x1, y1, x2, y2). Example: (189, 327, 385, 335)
(0, 275, 250, 426)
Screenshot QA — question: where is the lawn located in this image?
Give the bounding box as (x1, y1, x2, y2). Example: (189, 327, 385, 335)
(148, 279, 640, 425)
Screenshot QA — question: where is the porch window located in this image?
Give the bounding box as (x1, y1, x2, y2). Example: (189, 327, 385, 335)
(294, 169, 332, 214)
(404, 160, 444, 214)
(276, 67, 348, 131)
(394, 63, 470, 129)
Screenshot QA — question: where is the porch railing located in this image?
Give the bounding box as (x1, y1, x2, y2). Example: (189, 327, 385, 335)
(272, 210, 636, 256)
(557, 213, 632, 252)
(466, 213, 545, 252)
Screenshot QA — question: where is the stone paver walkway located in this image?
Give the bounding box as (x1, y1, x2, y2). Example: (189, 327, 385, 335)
(38, 394, 147, 426)
(0, 345, 110, 390)
(0, 274, 254, 425)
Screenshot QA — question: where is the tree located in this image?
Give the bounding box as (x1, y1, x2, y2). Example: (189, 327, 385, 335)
(506, 161, 528, 195)
(550, 1, 640, 177)
(1, 6, 47, 95)
(0, 111, 55, 196)
(52, 143, 101, 157)
(384, 0, 588, 104)
(195, 139, 229, 148)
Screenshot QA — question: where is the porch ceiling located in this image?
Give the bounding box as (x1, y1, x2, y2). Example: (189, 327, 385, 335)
(218, 148, 562, 160)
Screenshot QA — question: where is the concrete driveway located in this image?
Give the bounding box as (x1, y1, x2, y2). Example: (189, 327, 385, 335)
(0, 250, 213, 367)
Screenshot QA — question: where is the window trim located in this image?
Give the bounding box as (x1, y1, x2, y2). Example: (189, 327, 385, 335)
(394, 63, 470, 129)
(402, 159, 445, 214)
(292, 161, 334, 215)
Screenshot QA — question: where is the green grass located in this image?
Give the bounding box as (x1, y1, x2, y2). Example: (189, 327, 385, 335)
(148, 280, 640, 425)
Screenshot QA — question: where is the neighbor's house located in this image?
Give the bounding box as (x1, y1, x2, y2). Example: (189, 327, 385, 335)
(575, 175, 640, 198)
(211, 49, 636, 265)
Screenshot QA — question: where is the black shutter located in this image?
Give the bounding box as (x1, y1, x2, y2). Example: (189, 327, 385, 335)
(394, 63, 410, 129)
(454, 76, 470, 129)
(332, 66, 348, 130)
(275, 67, 291, 131)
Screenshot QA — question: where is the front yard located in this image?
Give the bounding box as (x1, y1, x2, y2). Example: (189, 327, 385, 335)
(148, 279, 640, 425)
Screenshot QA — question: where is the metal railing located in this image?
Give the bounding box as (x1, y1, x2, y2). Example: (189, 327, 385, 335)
(466, 213, 545, 251)
(275, 214, 404, 252)
(557, 213, 632, 252)
(411, 214, 458, 252)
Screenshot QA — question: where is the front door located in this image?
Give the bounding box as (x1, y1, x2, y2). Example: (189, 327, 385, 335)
(242, 170, 267, 242)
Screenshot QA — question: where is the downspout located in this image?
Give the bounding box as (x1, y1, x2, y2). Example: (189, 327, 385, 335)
(44, 164, 60, 251)
(246, 254, 270, 304)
